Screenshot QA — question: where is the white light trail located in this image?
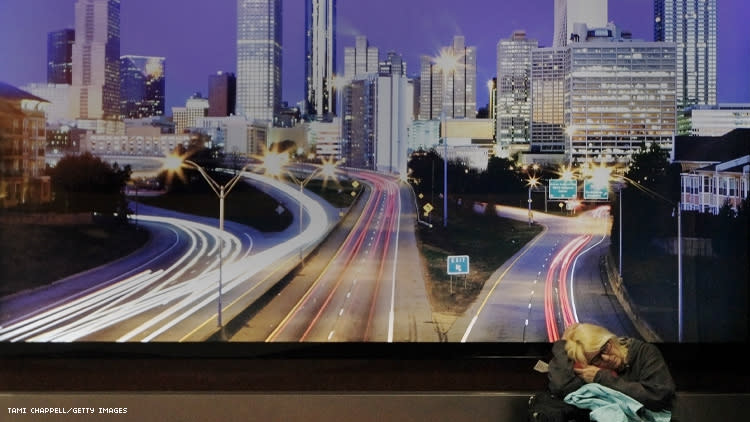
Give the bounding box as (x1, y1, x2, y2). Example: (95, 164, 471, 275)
(1, 173, 333, 342)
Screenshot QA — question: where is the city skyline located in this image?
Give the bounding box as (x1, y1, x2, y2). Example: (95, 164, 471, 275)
(1, 0, 747, 114)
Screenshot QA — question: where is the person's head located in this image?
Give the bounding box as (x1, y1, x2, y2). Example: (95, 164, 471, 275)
(562, 323, 628, 371)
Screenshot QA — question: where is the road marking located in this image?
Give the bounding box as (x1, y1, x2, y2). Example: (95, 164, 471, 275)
(461, 223, 549, 342)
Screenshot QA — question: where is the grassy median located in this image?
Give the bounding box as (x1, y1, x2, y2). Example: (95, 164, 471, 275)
(416, 202, 543, 314)
(0, 222, 149, 297)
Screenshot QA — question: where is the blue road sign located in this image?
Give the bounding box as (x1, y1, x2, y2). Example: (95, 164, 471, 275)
(583, 180, 609, 200)
(447, 255, 470, 275)
(549, 179, 578, 199)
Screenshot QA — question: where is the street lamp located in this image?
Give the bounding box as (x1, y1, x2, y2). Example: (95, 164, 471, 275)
(433, 48, 461, 228)
(526, 175, 540, 225)
(164, 154, 254, 330)
(262, 151, 338, 261)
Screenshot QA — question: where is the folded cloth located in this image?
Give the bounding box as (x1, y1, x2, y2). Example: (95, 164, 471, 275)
(564, 383, 672, 422)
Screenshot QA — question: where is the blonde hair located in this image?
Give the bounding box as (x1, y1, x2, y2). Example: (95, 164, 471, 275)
(562, 323, 618, 364)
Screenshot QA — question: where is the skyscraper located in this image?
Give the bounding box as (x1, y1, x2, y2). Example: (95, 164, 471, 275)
(344, 36, 379, 79)
(530, 47, 568, 155)
(341, 76, 376, 169)
(120, 55, 165, 119)
(654, 0, 717, 108)
(531, 23, 677, 164)
(47, 29, 75, 85)
(565, 33, 676, 164)
(375, 52, 412, 178)
(305, 0, 336, 120)
(71, 0, 121, 121)
(208, 71, 237, 117)
(237, 0, 282, 124)
(553, 0, 608, 47)
(496, 30, 538, 157)
(418, 36, 477, 120)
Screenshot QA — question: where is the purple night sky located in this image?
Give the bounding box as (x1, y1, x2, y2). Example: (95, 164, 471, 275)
(1, 0, 748, 113)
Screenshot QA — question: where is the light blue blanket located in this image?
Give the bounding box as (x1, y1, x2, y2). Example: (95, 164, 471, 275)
(564, 383, 672, 422)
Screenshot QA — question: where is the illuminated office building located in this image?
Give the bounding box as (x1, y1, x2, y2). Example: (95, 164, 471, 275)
(47, 29, 75, 85)
(654, 0, 717, 109)
(418, 36, 477, 120)
(566, 38, 677, 164)
(237, 0, 282, 124)
(120, 55, 165, 119)
(553, 0, 608, 47)
(71, 0, 121, 121)
(172, 94, 209, 134)
(208, 71, 237, 117)
(496, 30, 538, 157)
(341, 75, 376, 170)
(531, 24, 677, 165)
(530, 47, 568, 155)
(305, 0, 336, 120)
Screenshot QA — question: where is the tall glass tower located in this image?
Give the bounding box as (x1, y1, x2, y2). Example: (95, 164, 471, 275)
(496, 30, 538, 157)
(237, 0, 282, 124)
(654, 0, 717, 108)
(305, 0, 336, 120)
(120, 55, 165, 118)
(71, 0, 120, 121)
(47, 29, 75, 85)
(417, 36, 477, 120)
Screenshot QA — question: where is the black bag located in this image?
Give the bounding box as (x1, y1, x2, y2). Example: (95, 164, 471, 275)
(528, 391, 590, 422)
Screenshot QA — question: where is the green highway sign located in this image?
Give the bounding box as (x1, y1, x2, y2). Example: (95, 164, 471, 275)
(549, 179, 578, 200)
(583, 180, 609, 200)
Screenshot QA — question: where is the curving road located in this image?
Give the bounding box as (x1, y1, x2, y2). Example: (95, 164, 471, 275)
(0, 172, 338, 342)
(455, 205, 638, 343)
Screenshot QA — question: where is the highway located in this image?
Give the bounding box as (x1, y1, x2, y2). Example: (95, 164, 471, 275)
(455, 204, 638, 342)
(262, 171, 436, 342)
(0, 172, 338, 342)
(1, 166, 634, 343)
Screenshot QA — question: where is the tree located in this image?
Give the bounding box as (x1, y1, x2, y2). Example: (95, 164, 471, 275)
(481, 156, 524, 194)
(613, 142, 678, 256)
(408, 148, 444, 197)
(49, 152, 132, 220)
(627, 142, 671, 191)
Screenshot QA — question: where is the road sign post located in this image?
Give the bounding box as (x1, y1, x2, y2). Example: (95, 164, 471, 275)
(447, 255, 470, 275)
(583, 180, 609, 200)
(549, 179, 578, 200)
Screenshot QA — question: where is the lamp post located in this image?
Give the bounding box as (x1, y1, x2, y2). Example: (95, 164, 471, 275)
(164, 155, 254, 330)
(288, 165, 336, 261)
(434, 48, 460, 228)
(262, 152, 338, 261)
(526, 175, 540, 225)
(677, 202, 683, 343)
(619, 186, 623, 277)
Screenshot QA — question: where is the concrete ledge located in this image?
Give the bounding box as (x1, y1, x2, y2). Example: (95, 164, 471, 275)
(1, 392, 747, 421)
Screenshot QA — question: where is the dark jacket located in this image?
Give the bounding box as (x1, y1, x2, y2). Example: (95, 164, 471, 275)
(548, 337, 676, 411)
